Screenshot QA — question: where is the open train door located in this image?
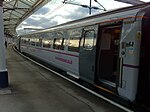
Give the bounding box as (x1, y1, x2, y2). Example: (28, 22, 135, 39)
(95, 22, 122, 92)
(79, 25, 98, 83)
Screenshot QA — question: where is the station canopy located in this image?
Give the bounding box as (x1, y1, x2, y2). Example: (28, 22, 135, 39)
(3, 0, 145, 37)
(3, 0, 51, 37)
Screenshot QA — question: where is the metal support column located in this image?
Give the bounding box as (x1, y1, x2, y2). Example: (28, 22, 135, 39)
(0, 0, 8, 88)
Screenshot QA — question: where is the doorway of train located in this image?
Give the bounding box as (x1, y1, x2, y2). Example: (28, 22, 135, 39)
(96, 21, 122, 92)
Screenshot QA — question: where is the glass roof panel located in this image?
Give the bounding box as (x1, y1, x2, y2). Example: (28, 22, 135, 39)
(3, 0, 51, 36)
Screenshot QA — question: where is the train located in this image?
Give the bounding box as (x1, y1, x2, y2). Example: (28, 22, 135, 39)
(15, 2, 150, 111)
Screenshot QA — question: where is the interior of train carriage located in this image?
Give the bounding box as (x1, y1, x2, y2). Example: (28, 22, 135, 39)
(96, 23, 122, 90)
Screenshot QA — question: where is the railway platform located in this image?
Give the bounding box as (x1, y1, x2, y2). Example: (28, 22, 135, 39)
(0, 45, 126, 112)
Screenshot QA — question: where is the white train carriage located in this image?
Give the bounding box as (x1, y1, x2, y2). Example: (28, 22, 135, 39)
(17, 2, 150, 111)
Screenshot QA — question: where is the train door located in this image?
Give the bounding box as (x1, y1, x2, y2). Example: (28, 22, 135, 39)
(96, 23, 122, 91)
(79, 25, 97, 83)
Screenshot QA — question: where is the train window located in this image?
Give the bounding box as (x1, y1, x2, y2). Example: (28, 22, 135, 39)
(83, 30, 95, 50)
(30, 38, 36, 46)
(36, 38, 42, 47)
(53, 38, 64, 50)
(62, 38, 66, 50)
(43, 39, 52, 48)
(27, 39, 30, 45)
(21, 38, 25, 44)
(22, 38, 28, 45)
(68, 37, 80, 52)
(68, 29, 82, 52)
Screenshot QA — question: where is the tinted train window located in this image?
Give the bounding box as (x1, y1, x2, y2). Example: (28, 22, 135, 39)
(36, 38, 42, 47)
(83, 30, 95, 50)
(62, 38, 66, 50)
(42, 32, 55, 48)
(53, 38, 64, 50)
(21, 38, 26, 44)
(27, 39, 30, 45)
(43, 39, 52, 48)
(22, 38, 28, 45)
(68, 38, 80, 52)
(30, 38, 36, 46)
(68, 29, 82, 52)
(21, 39, 23, 44)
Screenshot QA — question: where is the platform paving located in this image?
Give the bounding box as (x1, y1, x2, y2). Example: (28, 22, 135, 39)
(0, 45, 126, 112)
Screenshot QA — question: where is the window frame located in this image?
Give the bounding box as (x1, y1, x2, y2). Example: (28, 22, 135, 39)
(67, 28, 82, 52)
(68, 36, 80, 52)
(53, 38, 64, 50)
(83, 30, 95, 50)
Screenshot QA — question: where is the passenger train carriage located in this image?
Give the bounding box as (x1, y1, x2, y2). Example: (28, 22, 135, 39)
(16, 3, 150, 111)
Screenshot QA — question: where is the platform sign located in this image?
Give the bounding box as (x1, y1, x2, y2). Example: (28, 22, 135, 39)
(114, 0, 145, 5)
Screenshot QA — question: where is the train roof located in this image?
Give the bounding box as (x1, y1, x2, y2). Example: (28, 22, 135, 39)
(20, 2, 150, 36)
